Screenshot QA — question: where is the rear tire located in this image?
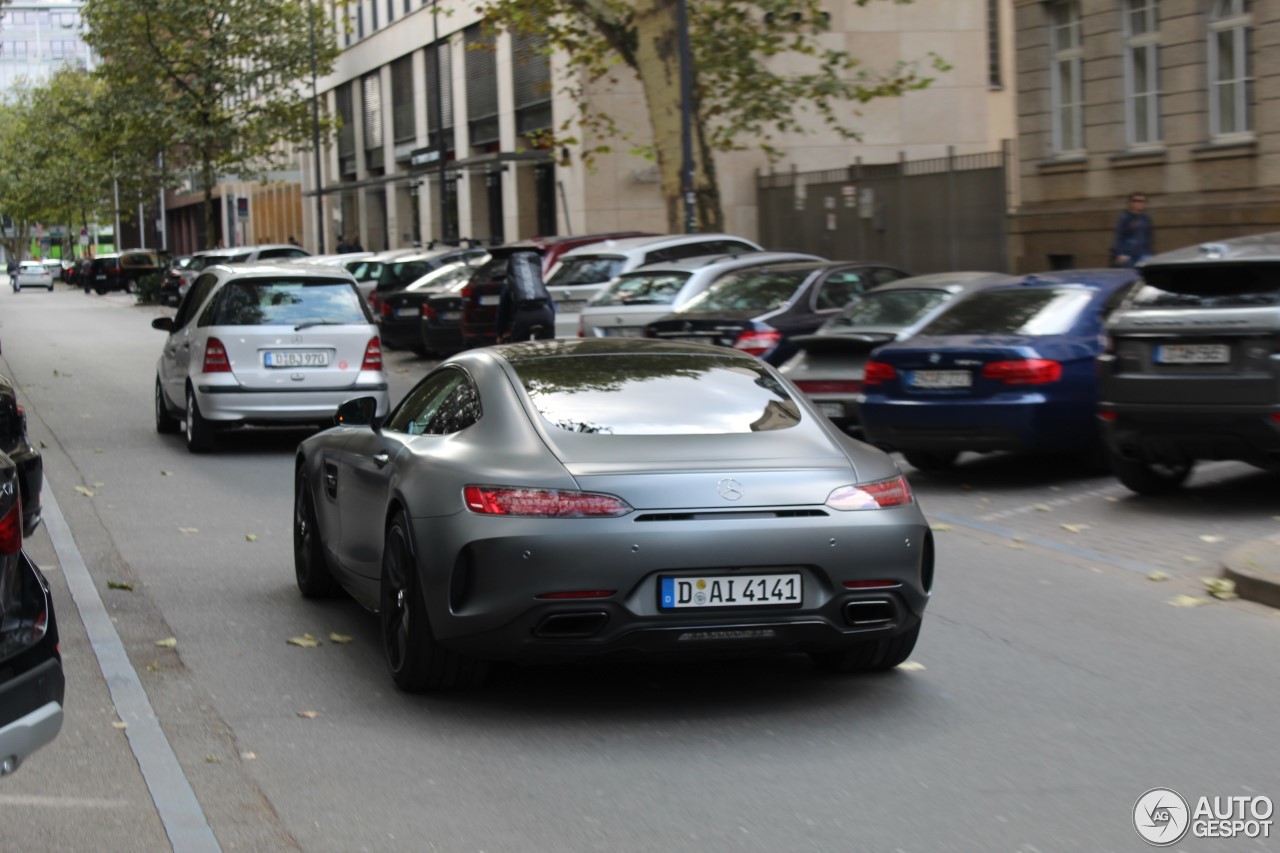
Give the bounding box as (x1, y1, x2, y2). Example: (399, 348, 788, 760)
(903, 451, 958, 472)
(155, 377, 180, 434)
(810, 622, 921, 674)
(47, 283, 54, 292)
(1107, 447, 1192, 495)
(184, 387, 216, 453)
(294, 467, 339, 598)
(380, 512, 487, 692)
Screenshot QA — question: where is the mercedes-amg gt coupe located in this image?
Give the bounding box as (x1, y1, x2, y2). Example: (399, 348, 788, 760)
(294, 339, 934, 690)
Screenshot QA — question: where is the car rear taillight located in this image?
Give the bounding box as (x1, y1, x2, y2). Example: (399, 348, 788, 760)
(981, 359, 1062, 385)
(369, 293, 381, 312)
(826, 476, 913, 510)
(422, 304, 437, 320)
(463, 485, 633, 518)
(733, 328, 782, 356)
(863, 361, 897, 386)
(361, 338, 383, 370)
(202, 338, 231, 373)
(578, 315, 585, 338)
(379, 300, 392, 316)
(0, 495, 22, 555)
(459, 284, 473, 298)
(794, 380, 863, 394)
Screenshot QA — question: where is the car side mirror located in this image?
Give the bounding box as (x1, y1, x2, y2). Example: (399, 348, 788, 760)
(334, 396, 380, 429)
(151, 317, 174, 332)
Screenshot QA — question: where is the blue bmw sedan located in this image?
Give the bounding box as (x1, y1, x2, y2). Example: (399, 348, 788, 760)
(858, 270, 1138, 471)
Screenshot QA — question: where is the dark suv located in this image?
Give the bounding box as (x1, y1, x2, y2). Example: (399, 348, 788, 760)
(1098, 233, 1280, 493)
(89, 251, 161, 294)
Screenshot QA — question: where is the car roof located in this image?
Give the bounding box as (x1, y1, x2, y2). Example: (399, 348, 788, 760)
(868, 271, 1008, 294)
(619, 251, 826, 275)
(983, 269, 1138, 295)
(205, 262, 356, 281)
(1141, 231, 1280, 267)
(735, 260, 896, 275)
(557, 233, 763, 259)
(470, 337, 763, 367)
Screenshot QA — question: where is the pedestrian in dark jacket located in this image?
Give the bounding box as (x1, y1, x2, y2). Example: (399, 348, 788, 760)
(6, 258, 17, 290)
(496, 251, 555, 342)
(1111, 192, 1153, 268)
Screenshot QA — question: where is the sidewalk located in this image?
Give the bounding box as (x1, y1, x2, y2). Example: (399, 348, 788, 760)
(1222, 534, 1280, 610)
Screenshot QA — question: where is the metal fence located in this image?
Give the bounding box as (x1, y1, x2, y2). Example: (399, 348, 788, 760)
(757, 143, 1012, 274)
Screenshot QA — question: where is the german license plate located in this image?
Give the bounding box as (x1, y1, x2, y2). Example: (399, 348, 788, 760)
(909, 369, 972, 389)
(817, 402, 844, 418)
(660, 573, 802, 609)
(603, 327, 642, 337)
(1156, 343, 1229, 364)
(478, 294, 500, 306)
(396, 307, 418, 318)
(441, 310, 461, 322)
(264, 350, 330, 368)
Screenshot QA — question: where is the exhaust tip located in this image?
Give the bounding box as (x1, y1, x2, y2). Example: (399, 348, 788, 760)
(844, 599, 896, 627)
(533, 611, 609, 639)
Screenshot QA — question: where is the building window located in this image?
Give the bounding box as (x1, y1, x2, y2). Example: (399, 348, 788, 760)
(987, 0, 1001, 88)
(1123, 0, 1160, 147)
(1208, 0, 1252, 139)
(371, 0, 378, 32)
(513, 29, 552, 135)
(464, 25, 499, 147)
(1049, 1, 1083, 155)
(363, 72, 384, 170)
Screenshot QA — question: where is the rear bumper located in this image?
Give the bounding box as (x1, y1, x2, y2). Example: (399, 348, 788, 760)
(1099, 402, 1280, 465)
(861, 394, 1096, 453)
(422, 323, 465, 356)
(377, 318, 422, 349)
(193, 382, 390, 424)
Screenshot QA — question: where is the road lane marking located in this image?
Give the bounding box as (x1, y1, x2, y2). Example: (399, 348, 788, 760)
(41, 482, 222, 853)
(0, 794, 132, 809)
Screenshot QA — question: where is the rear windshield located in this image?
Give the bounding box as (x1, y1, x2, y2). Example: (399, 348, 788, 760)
(405, 263, 477, 293)
(516, 353, 801, 435)
(212, 279, 367, 326)
(547, 256, 627, 286)
(1128, 266, 1280, 309)
(593, 271, 692, 307)
(679, 269, 808, 313)
(829, 289, 950, 330)
(919, 287, 1094, 337)
(378, 260, 434, 291)
(346, 261, 383, 282)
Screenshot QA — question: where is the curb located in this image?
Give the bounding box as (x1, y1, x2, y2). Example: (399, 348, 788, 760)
(1221, 535, 1280, 611)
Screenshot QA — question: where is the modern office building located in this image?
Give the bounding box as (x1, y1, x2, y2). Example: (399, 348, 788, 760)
(0, 1, 93, 90)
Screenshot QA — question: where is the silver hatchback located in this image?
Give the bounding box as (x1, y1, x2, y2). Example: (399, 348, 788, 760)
(152, 264, 390, 453)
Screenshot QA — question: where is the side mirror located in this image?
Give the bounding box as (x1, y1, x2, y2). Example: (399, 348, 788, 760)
(334, 396, 380, 429)
(151, 317, 175, 332)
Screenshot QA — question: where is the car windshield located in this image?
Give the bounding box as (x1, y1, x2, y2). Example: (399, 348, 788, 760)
(592, 271, 692, 307)
(828, 289, 951, 330)
(515, 353, 801, 435)
(679, 269, 808, 313)
(212, 279, 367, 326)
(918, 287, 1095, 337)
(547, 256, 627, 286)
(1127, 266, 1280, 309)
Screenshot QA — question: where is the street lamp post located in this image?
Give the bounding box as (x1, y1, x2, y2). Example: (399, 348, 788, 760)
(308, 0, 326, 254)
(677, 0, 695, 234)
(431, 1, 449, 245)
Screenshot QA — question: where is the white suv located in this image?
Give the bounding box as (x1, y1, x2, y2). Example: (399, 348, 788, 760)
(543, 234, 763, 338)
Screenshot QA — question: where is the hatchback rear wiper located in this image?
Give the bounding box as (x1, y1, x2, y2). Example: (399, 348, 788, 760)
(294, 320, 350, 331)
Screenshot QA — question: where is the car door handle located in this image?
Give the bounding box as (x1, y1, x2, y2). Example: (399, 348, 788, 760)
(372, 453, 390, 467)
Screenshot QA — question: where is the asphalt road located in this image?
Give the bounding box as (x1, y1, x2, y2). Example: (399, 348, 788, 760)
(2, 284, 1278, 852)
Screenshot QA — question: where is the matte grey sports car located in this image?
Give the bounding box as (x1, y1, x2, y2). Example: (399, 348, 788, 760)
(294, 339, 933, 691)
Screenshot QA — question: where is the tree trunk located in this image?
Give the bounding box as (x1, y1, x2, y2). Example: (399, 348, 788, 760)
(629, 0, 720, 233)
(202, 156, 217, 249)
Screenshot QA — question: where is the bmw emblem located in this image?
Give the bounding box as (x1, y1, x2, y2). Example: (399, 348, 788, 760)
(928, 352, 941, 364)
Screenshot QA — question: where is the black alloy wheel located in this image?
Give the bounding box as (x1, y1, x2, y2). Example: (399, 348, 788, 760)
(380, 512, 487, 692)
(294, 467, 339, 598)
(155, 377, 180, 434)
(810, 622, 921, 674)
(184, 387, 216, 453)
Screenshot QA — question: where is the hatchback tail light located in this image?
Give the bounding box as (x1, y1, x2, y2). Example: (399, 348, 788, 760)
(733, 328, 782, 356)
(202, 338, 231, 373)
(0, 495, 22, 555)
(863, 361, 897, 386)
(826, 476, 913, 511)
(982, 359, 1062, 385)
(463, 485, 633, 518)
(361, 338, 383, 371)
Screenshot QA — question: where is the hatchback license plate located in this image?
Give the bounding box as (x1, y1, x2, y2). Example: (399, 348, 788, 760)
(817, 402, 845, 417)
(1156, 343, 1230, 364)
(603, 327, 642, 337)
(264, 350, 330, 368)
(396, 307, 418, 318)
(909, 369, 971, 389)
(660, 573, 802, 609)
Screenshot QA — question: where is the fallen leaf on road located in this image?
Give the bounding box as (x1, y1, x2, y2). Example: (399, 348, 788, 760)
(1105, 495, 1119, 502)
(244, 533, 258, 542)
(1167, 595, 1208, 608)
(287, 633, 321, 648)
(178, 527, 198, 534)
(38, 440, 47, 449)
(111, 721, 128, 730)
(396, 367, 409, 373)
(107, 580, 134, 591)
(897, 661, 926, 671)
(1146, 571, 1170, 582)
(1060, 524, 1089, 534)
(92, 482, 104, 488)
(154, 637, 178, 649)
(1007, 542, 1023, 549)
(240, 752, 257, 761)
(92, 446, 101, 451)
(929, 523, 952, 532)
(146, 661, 160, 672)
(1033, 503, 1052, 512)
(74, 485, 95, 497)
(204, 754, 220, 764)
(160, 470, 171, 476)
(296, 710, 319, 719)
(328, 633, 354, 644)
(1202, 577, 1238, 600)
(1183, 555, 1200, 563)
(1199, 535, 1225, 543)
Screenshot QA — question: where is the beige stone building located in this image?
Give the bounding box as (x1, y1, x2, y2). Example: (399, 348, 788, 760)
(1012, 0, 1280, 272)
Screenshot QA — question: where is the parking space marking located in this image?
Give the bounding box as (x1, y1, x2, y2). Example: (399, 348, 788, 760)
(42, 483, 222, 853)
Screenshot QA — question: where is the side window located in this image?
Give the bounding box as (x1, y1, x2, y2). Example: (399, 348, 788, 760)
(384, 370, 468, 435)
(815, 271, 865, 311)
(424, 380, 482, 435)
(174, 273, 218, 328)
(258, 248, 295, 260)
(872, 268, 907, 286)
(196, 287, 223, 327)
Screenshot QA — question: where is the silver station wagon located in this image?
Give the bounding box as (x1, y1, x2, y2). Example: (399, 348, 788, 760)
(152, 264, 391, 453)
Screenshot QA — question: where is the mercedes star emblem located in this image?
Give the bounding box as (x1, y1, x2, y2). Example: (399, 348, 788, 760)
(717, 478, 744, 501)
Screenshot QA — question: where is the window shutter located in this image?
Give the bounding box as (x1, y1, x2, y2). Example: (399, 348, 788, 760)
(391, 55, 415, 143)
(426, 41, 454, 134)
(464, 25, 498, 120)
(362, 73, 383, 150)
(512, 30, 551, 110)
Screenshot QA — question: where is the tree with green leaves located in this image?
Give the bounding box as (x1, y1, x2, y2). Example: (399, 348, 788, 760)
(475, 0, 945, 233)
(82, 0, 340, 248)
